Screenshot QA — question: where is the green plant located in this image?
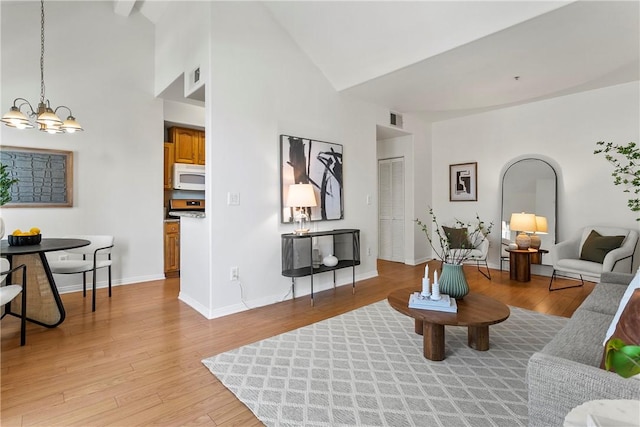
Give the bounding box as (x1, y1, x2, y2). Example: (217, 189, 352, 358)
(605, 338, 640, 378)
(594, 141, 640, 221)
(415, 207, 492, 265)
(0, 163, 18, 206)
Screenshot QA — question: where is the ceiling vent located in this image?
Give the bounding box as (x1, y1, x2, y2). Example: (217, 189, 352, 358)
(390, 111, 403, 128)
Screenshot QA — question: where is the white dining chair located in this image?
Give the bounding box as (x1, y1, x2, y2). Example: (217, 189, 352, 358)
(1, 258, 27, 346)
(48, 235, 114, 312)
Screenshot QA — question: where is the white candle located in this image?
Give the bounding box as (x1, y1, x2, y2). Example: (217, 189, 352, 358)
(432, 281, 440, 300)
(434, 270, 438, 286)
(425, 264, 429, 279)
(421, 278, 430, 297)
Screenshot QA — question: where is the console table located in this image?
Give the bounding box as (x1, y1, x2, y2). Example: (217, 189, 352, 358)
(281, 229, 360, 305)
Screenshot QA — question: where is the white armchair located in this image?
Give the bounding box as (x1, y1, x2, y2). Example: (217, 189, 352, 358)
(446, 227, 491, 280)
(549, 226, 638, 290)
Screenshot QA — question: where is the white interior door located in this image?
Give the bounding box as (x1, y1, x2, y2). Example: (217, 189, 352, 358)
(378, 158, 404, 262)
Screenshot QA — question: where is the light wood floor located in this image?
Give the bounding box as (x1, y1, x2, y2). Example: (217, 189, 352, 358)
(1, 260, 594, 426)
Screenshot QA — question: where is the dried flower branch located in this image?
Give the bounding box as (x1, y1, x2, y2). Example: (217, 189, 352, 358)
(415, 207, 493, 265)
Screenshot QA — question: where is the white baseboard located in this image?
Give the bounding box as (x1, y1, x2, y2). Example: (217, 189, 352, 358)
(56, 274, 165, 294)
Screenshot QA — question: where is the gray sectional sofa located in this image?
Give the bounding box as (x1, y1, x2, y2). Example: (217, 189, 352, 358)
(526, 271, 640, 426)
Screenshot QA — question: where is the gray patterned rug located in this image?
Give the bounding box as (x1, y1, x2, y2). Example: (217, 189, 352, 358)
(202, 300, 567, 427)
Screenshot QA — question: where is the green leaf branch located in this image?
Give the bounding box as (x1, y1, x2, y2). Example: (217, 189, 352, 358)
(605, 338, 640, 379)
(594, 141, 640, 221)
(0, 163, 18, 206)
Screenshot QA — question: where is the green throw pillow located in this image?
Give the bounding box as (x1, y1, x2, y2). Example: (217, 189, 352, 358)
(580, 230, 625, 264)
(442, 226, 470, 249)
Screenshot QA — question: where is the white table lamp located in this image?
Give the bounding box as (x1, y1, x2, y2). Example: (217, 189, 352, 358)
(510, 212, 536, 249)
(286, 184, 317, 235)
(530, 216, 548, 249)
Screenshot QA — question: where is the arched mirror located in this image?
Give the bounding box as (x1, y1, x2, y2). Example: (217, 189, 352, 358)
(501, 158, 557, 265)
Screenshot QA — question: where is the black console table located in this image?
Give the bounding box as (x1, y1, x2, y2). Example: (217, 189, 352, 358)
(281, 229, 360, 305)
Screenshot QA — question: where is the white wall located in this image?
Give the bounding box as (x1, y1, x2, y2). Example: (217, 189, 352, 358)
(182, 1, 387, 318)
(1, 1, 164, 291)
(153, 2, 209, 98)
(431, 81, 640, 272)
(164, 100, 205, 128)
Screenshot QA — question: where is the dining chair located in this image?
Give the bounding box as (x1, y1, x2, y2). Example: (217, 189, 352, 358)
(48, 235, 114, 312)
(1, 258, 27, 346)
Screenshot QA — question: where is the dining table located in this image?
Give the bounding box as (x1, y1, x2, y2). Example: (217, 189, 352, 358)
(1, 238, 90, 327)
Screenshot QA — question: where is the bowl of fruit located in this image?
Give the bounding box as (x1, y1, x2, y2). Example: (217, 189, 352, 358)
(8, 228, 42, 246)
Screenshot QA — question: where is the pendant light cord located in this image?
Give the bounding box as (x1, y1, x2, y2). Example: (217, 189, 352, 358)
(40, 0, 46, 104)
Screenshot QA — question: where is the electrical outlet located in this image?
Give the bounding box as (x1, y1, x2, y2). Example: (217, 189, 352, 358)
(367, 247, 372, 256)
(230, 266, 239, 281)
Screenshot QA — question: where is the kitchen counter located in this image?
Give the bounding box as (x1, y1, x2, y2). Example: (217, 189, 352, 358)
(168, 211, 206, 219)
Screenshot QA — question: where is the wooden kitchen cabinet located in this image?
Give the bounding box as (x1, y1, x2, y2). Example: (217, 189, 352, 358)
(164, 221, 180, 277)
(163, 142, 175, 190)
(169, 126, 205, 165)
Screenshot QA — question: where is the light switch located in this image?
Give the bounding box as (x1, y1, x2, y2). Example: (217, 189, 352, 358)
(227, 192, 240, 206)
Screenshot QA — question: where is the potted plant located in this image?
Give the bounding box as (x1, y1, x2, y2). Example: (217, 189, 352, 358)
(415, 207, 492, 298)
(0, 163, 19, 238)
(594, 141, 639, 221)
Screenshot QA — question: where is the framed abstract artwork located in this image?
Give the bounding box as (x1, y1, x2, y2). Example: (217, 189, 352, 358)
(280, 135, 343, 223)
(0, 145, 73, 207)
(449, 162, 477, 202)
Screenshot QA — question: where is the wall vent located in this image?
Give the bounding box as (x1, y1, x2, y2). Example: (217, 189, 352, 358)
(390, 112, 403, 128)
(192, 67, 200, 85)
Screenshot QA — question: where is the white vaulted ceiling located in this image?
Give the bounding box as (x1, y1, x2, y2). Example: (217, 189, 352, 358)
(117, 0, 640, 122)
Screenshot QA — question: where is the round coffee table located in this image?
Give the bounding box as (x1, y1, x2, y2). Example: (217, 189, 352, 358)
(387, 288, 510, 361)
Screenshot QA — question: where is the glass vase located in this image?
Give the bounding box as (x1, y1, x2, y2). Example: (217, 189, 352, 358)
(439, 263, 469, 299)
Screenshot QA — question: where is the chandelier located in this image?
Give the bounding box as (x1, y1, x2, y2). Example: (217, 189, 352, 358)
(1, 0, 83, 134)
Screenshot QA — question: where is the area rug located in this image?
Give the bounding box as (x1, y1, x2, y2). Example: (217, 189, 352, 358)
(202, 300, 567, 427)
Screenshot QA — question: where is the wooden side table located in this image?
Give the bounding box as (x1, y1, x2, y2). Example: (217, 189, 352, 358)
(531, 248, 549, 264)
(506, 249, 533, 282)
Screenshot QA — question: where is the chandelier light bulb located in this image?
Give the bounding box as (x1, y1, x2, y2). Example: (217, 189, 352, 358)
(60, 115, 83, 133)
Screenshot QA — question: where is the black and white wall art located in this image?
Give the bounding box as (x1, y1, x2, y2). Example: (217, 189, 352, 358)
(280, 135, 344, 223)
(449, 162, 477, 201)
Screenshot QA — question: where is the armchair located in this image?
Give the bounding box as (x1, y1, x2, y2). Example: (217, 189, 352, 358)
(549, 226, 638, 291)
(446, 227, 491, 280)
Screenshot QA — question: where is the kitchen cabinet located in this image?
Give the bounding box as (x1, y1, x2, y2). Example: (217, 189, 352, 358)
(163, 142, 174, 190)
(281, 229, 360, 305)
(169, 127, 205, 165)
(164, 221, 180, 277)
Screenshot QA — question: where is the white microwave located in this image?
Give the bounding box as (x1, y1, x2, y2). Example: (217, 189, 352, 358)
(173, 163, 205, 190)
